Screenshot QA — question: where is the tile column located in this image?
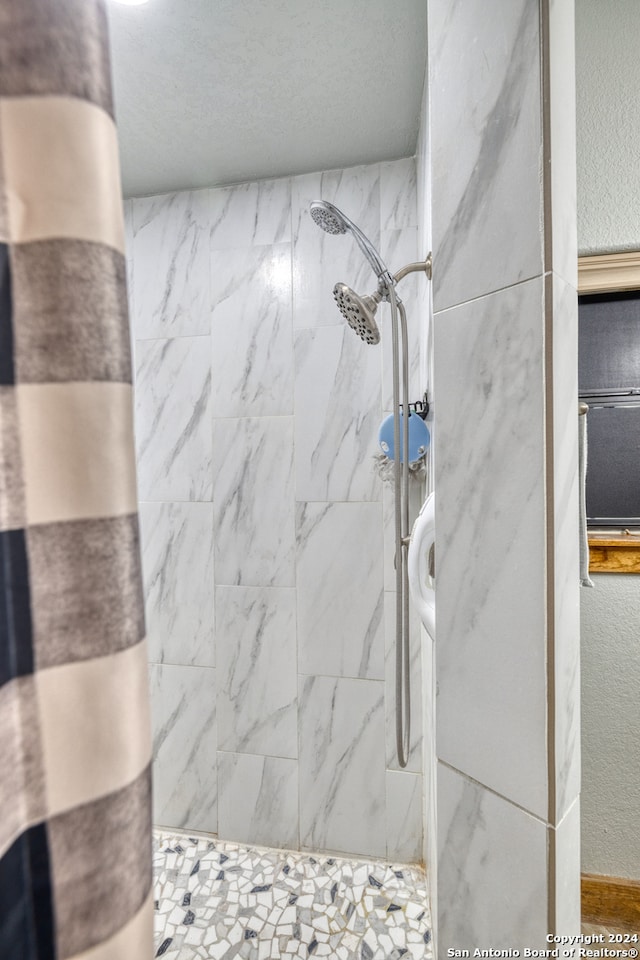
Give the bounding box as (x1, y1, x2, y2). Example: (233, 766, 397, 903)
(428, 0, 580, 950)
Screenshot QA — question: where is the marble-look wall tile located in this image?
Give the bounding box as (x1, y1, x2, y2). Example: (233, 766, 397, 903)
(383, 477, 426, 594)
(132, 159, 424, 861)
(384, 593, 423, 774)
(380, 158, 418, 231)
(379, 226, 422, 410)
(149, 663, 217, 833)
(216, 585, 297, 758)
(132, 191, 210, 338)
(294, 326, 381, 502)
(212, 416, 295, 587)
(139, 501, 214, 667)
(551, 273, 580, 821)
(124, 199, 134, 300)
(385, 771, 422, 862)
(555, 797, 581, 937)
(124, 200, 135, 364)
(210, 178, 291, 249)
(434, 279, 548, 818)
(546, 0, 577, 288)
(296, 501, 384, 680)
(437, 763, 547, 953)
(292, 165, 381, 329)
(421, 626, 438, 931)
(299, 675, 386, 858)
(217, 752, 299, 850)
(210, 244, 293, 418)
(135, 336, 212, 502)
(429, 0, 543, 311)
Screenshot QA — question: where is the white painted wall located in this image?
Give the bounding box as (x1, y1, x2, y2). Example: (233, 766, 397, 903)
(576, 0, 640, 879)
(576, 0, 640, 254)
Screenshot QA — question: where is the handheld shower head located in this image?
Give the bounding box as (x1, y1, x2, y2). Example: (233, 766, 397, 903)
(333, 283, 381, 345)
(309, 200, 391, 281)
(310, 201, 348, 235)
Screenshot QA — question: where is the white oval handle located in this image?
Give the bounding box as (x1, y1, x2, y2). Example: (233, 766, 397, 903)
(408, 491, 436, 642)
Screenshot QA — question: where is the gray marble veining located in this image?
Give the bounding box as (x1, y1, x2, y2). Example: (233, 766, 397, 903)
(551, 273, 580, 821)
(150, 663, 217, 833)
(294, 326, 381, 502)
(430, 0, 543, 311)
(211, 243, 293, 418)
(210, 177, 291, 249)
(217, 752, 299, 850)
(546, 0, 578, 287)
(212, 416, 295, 587)
(135, 336, 212, 502)
(132, 191, 211, 339)
(380, 158, 418, 232)
(384, 594, 423, 775)
(215, 585, 297, 758)
(292, 165, 382, 330)
(139, 501, 214, 667)
(131, 159, 425, 863)
(437, 763, 547, 953)
(296, 501, 384, 681)
(385, 771, 423, 863)
(434, 279, 548, 818)
(379, 226, 422, 409)
(299, 675, 386, 859)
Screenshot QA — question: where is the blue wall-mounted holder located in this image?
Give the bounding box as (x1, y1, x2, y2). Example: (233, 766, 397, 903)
(378, 411, 430, 465)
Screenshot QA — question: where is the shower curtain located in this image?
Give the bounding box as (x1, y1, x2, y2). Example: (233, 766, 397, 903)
(0, 1, 153, 957)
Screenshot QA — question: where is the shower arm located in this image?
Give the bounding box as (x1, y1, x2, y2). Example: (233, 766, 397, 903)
(370, 253, 433, 306)
(393, 253, 432, 284)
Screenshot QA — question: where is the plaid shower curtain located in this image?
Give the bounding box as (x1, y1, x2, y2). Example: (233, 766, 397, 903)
(0, 1, 153, 957)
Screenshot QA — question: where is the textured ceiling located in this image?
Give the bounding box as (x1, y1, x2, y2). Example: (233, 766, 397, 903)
(107, 0, 428, 197)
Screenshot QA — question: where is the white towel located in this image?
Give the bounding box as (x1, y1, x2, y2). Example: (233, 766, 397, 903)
(579, 409, 594, 587)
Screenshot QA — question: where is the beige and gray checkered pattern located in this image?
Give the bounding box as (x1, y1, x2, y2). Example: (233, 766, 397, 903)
(0, 1, 153, 957)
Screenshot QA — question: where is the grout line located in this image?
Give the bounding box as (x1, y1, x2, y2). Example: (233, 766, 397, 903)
(437, 759, 551, 827)
(432, 271, 545, 316)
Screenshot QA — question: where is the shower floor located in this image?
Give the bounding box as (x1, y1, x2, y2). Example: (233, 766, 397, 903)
(153, 829, 433, 960)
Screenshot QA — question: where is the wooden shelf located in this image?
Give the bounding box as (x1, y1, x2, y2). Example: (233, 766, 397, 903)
(588, 533, 640, 573)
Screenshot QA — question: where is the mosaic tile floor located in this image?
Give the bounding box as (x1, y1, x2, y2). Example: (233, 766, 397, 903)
(154, 830, 433, 960)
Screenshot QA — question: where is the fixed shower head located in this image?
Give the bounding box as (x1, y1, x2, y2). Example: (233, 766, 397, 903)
(333, 283, 381, 345)
(310, 201, 348, 235)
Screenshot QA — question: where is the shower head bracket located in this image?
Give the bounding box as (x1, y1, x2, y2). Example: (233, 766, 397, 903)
(393, 252, 432, 285)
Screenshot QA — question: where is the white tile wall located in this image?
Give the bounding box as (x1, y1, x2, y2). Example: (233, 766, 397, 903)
(434, 278, 548, 819)
(212, 416, 296, 588)
(134, 336, 212, 502)
(293, 325, 382, 503)
(385, 770, 423, 862)
(210, 244, 293, 418)
(427, 0, 580, 945)
(130, 158, 426, 860)
(149, 663, 218, 833)
(139, 501, 215, 666)
(429, 0, 544, 312)
(298, 675, 386, 858)
(132, 190, 211, 338)
(296, 501, 384, 680)
(437, 763, 548, 952)
(217, 752, 299, 850)
(215, 585, 297, 758)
